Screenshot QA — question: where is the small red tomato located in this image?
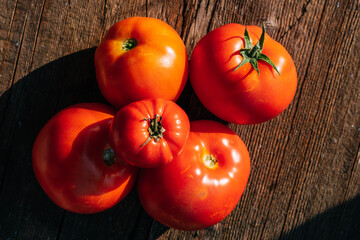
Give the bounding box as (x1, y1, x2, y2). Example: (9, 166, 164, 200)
(110, 99, 190, 168)
(32, 103, 138, 214)
(137, 120, 250, 230)
(95, 17, 189, 109)
(190, 24, 297, 124)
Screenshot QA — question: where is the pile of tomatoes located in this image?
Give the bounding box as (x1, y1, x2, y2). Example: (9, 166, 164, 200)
(33, 17, 297, 231)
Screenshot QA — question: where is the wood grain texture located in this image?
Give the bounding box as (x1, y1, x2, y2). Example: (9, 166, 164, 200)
(0, 0, 359, 239)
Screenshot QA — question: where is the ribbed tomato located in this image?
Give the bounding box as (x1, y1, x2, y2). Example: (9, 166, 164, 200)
(110, 99, 190, 168)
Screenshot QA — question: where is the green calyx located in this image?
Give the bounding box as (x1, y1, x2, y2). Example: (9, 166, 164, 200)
(140, 114, 166, 148)
(122, 38, 137, 51)
(103, 148, 115, 166)
(233, 24, 280, 75)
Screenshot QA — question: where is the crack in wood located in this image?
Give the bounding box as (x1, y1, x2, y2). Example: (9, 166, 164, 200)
(343, 143, 360, 200)
(183, 0, 201, 46)
(99, 0, 108, 41)
(28, 0, 47, 73)
(206, 0, 218, 33)
(0, 0, 19, 76)
(6, 0, 19, 38)
(280, 0, 312, 40)
(174, 2, 184, 37)
(179, 0, 187, 38)
(146, 0, 148, 17)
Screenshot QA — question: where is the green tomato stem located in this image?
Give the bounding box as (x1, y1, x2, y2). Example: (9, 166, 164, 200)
(122, 38, 137, 51)
(234, 23, 280, 75)
(140, 114, 166, 148)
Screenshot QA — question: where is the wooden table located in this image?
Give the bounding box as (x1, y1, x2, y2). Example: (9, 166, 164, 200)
(0, 0, 359, 239)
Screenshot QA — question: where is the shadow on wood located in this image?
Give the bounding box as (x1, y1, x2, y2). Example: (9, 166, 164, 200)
(281, 195, 360, 240)
(0, 48, 166, 239)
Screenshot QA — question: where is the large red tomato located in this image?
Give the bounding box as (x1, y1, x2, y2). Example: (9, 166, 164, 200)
(110, 98, 190, 168)
(32, 103, 138, 214)
(137, 120, 250, 230)
(95, 17, 189, 109)
(190, 24, 297, 124)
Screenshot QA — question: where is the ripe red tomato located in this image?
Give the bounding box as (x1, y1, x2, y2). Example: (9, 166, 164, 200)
(137, 120, 250, 230)
(95, 17, 189, 109)
(110, 98, 190, 168)
(32, 103, 138, 214)
(190, 24, 297, 124)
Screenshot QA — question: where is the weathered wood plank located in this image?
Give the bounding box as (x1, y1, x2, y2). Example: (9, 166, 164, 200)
(0, 0, 108, 238)
(0, 0, 359, 239)
(0, 2, 63, 238)
(0, 0, 31, 189)
(0, 0, 22, 93)
(273, 0, 360, 239)
(53, 1, 152, 239)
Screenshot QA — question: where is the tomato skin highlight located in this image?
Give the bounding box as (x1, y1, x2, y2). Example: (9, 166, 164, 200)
(32, 103, 138, 214)
(110, 98, 190, 168)
(137, 120, 250, 230)
(95, 17, 189, 109)
(190, 24, 297, 124)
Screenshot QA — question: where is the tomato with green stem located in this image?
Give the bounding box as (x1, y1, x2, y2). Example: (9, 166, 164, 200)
(95, 17, 189, 109)
(190, 24, 297, 124)
(32, 103, 138, 214)
(137, 120, 250, 230)
(110, 98, 190, 168)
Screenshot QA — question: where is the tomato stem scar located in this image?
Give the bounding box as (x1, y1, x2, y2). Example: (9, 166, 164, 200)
(103, 148, 115, 166)
(204, 154, 218, 169)
(140, 114, 166, 148)
(122, 38, 137, 51)
(234, 23, 280, 75)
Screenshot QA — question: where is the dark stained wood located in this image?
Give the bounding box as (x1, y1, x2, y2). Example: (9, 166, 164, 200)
(0, 0, 359, 239)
